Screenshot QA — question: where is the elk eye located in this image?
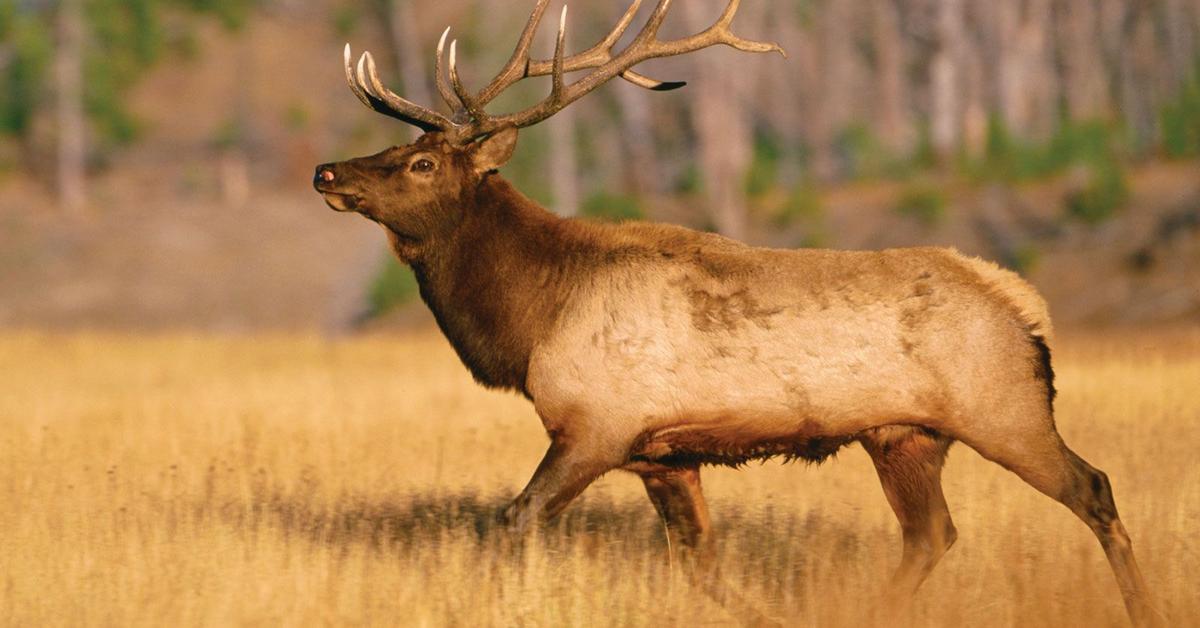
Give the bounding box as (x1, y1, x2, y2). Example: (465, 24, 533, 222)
(411, 159, 435, 173)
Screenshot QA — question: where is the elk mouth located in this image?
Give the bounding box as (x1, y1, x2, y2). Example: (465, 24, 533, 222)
(319, 191, 364, 213)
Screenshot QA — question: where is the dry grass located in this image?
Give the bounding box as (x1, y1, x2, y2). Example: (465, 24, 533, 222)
(1, 328, 1197, 627)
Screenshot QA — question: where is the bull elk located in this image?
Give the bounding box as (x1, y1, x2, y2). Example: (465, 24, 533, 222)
(313, 1, 1158, 625)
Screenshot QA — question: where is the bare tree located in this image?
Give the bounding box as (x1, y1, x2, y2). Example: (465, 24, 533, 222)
(544, 8, 579, 217)
(681, 1, 754, 239)
(55, 0, 86, 213)
(1058, 0, 1109, 120)
(1163, 0, 1197, 92)
(614, 81, 660, 198)
(873, 0, 913, 155)
(996, 0, 1056, 139)
(810, 0, 859, 179)
(931, 0, 964, 161)
(387, 0, 435, 142)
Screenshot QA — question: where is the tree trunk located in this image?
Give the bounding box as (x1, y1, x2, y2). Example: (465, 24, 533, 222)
(546, 109, 580, 217)
(220, 32, 252, 210)
(931, 0, 964, 162)
(1114, 2, 1157, 150)
(388, 0, 435, 141)
(543, 8, 579, 217)
(614, 82, 660, 198)
(811, 0, 858, 180)
(1163, 0, 1196, 91)
(997, 0, 1056, 140)
(1059, 0, 1109, 121)
(682, 1, 754, 240)
(56, 0, 86, 214)
(872, 0, 913, 155)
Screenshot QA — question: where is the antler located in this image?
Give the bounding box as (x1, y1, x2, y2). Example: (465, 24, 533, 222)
(344, 44, 453, 132)
(344, 0, 784, 143)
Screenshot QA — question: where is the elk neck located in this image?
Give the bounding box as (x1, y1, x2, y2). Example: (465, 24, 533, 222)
(400, 175, 588, 395)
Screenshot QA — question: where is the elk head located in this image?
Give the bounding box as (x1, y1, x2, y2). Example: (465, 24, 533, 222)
(314, 0, 783, 242)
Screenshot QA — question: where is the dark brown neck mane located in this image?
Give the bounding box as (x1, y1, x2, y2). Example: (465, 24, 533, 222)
(399, 176, 587, 394)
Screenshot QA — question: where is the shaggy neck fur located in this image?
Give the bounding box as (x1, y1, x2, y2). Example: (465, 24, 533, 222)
(397, 175, 587, 394)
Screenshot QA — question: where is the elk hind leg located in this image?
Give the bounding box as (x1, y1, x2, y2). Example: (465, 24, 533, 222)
(964, 422, 1160, 627)
(861, 427, 957, 601)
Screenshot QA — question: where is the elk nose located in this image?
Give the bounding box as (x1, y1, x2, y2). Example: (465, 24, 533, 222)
(313, 166, 336, 186)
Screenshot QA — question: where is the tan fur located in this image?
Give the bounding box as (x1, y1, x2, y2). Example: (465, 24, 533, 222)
(951, 251, 1054, 340)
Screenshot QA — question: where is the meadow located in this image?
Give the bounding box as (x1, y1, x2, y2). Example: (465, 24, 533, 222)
(1, 328, 1197, 627)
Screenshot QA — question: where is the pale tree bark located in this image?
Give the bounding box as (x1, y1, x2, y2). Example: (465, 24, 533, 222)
(872, 0, 913, 155)
(766, 7, 816, 187)
(546, 103, 580, 216)
(811, 0, 859, 180)
(614, 82, 660, 198)
(56, 0, 86, 214)
(1163, 0, 1196, 91)
(996, 0, 1056, 139)
(931, 0, 964, 162)
(220, 32, 252, 210)
(1112, 2, 1157, 148)
(1058, 0, 1109, 120)
(681, 1, 755, 240)
(387, 0, 435, 142)
(543, 8, 579, 217)
(960, 10, 987, 158)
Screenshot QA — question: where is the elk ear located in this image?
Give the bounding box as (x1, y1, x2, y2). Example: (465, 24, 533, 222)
(469, 127, 519, 174)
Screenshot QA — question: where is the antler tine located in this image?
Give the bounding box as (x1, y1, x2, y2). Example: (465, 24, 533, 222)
(489, 0, 783, 132)
(434, 27, 467, 120)
(550, 6, 568, 103)
(591, 0, 643, 55)
(345, 45, 452, 133)
(474, 0, 553, 107)
(653, 0, 786, 58)
(524, 0, 686, 92)
(344, 44, 379, 110)
(509, 1, 683, 93)
(343, 1, 782, 143)
(631, 0, 674, 46)
(447, 41, 489, 123)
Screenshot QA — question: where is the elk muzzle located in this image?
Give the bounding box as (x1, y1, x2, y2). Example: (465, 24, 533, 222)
(313, 163, 361, 212)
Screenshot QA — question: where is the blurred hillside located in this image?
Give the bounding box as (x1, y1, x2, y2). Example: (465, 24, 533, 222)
(1, 0, 1198, 331)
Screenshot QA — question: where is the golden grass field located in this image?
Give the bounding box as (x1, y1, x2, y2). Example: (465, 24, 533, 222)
(1, 328, 1197, 627)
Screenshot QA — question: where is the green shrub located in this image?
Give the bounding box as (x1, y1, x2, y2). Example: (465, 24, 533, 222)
(966, 117, 1126, 183)
(744, 132, 782, 198)
(1009, 243, 1041, 274)
(675, 163, 701, 196)
(773, 183, 822, 227)
(895, 184, 946, 227)
(1160, 64, 1200, 158)
(0, 11, 51, 139)
(1064, 161, 1129, 225)
(368, 257, 419, 316)
(581, 192, 643, 222)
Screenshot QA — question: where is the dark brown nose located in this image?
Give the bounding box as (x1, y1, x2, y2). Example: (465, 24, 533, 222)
(313, 165, 336, 187)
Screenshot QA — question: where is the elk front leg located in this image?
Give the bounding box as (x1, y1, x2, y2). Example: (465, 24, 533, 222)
(501, 428, 621, 534)
(641, 466, 780, 628)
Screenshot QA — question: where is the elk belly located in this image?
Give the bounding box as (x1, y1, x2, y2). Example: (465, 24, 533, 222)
(528, 276, 944, 447)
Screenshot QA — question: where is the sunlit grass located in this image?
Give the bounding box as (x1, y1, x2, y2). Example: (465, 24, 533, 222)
(1, 328, 1197, 626)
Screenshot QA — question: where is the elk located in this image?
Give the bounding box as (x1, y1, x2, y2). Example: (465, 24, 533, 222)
(313, 1, 1158, 625)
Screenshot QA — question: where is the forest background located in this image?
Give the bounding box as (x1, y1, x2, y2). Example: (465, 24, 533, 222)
(1, 0, 1198, 330)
